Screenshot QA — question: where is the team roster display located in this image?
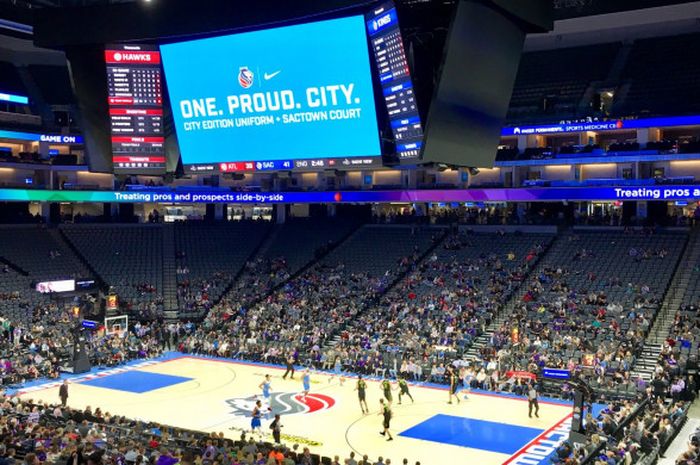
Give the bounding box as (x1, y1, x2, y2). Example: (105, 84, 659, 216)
(105, 44, 166, 173)
(366, 2, 424, 161)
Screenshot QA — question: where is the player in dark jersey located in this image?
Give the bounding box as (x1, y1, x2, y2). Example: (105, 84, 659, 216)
(397, 377, 414, 405)
(381, 377, 393, 404)
(355, 375, 369, 414)
(448, 368, 461, 405)
(378, 398, 393, 441)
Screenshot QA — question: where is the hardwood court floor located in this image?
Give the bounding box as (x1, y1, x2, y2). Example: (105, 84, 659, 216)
(16, 354, 573, 465)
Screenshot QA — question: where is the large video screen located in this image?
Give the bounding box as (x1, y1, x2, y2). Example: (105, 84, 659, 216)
(160, 15, 381, 173)
(35, 279, 75, 294)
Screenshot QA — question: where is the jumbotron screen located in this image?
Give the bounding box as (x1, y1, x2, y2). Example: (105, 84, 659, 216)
(160, 15, 381, 173)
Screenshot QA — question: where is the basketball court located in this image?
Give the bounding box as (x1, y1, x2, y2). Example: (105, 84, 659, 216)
(14, 354, 578, 465)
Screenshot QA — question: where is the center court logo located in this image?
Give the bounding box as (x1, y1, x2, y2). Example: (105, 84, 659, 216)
(226, 392, 335, 417)
(238, 66, 254, 89)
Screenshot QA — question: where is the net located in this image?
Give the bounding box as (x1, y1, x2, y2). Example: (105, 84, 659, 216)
(104, 315, 129, 338)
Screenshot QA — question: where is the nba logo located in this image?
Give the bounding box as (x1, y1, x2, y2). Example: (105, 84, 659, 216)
(238, 67, 254, 89)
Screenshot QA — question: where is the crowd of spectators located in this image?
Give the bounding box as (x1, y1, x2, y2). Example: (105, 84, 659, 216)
(232, 257, 292, 305)
(0, 315, 692, 465)
(168, 230, 686, 400)
(372, 205, 696, 228)
(321, 233, 544, 378)
(551, 397, 689, 465)
(184, 264, 392, 363)
(0, 224, 697, 465)
(0, 310, 187, 388)
(0, 393, 435, 465)
(478, 272, 651, 393)
(120, 300, 165, 322)
(176, 272, 229, 317)
(464, 231, 683, 400)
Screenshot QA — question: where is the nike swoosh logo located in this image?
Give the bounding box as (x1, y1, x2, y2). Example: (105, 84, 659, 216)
(263, 71, 281, 80)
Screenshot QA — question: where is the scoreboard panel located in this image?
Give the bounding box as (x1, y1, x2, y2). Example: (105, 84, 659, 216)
(366, 2, 424, 161)
(105, 44, 166, 174)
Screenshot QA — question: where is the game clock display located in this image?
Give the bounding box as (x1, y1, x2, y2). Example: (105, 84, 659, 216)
(105, 44, 166, 173)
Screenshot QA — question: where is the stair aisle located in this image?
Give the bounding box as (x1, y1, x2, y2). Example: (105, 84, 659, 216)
(323, 227, 449, 350)
(162, 223, 178, 316)
(463, 234, 557, 362)
(631, 229, 700, 381)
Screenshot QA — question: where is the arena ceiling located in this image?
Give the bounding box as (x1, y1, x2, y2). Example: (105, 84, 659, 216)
(0, 0, 697, 48)
(0, 0, 698, 19)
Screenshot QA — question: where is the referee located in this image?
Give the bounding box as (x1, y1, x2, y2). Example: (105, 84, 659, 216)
(282, 354, 295, 380)
(527, 382, 540, 418)
(59, 380, 69, 407)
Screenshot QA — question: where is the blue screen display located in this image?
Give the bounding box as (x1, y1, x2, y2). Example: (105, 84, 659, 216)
(160, 16, 381, 167)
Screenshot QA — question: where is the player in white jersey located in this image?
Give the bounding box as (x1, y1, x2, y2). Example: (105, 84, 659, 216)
(258, 374, 273, 418)
(328, 356, 345, 386)
(302, 368, 311, 398)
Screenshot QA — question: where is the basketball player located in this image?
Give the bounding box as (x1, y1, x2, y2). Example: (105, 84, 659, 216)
(397, 377, 414, 405)
(447, 368, 461, 405)
(259, 374, 272, 401)
(355, 375, 369, 414)
(251, 400, 262, 435)
(461, 366, 474, 400)
(329, 356, 345, 385)
(259, 374, 273, 417)
(301, 369, 311, 398)
(381, 376, 393, 405)
(378, 399, 394, 441)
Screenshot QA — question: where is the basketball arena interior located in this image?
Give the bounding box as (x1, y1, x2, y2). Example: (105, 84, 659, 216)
(2, 0, 700, 464)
